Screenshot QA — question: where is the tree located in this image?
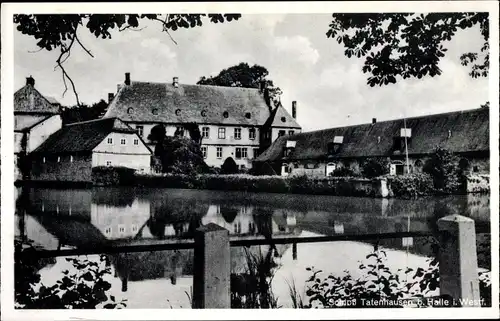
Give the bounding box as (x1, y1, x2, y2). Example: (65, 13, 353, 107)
(60, 99, 108, 125)
(326, 13, 489, 87)
(14, 14, 241, 105)
(197, 62, 282, 105)
(423, 147, 465, 193)
(360, 157, 390, 178)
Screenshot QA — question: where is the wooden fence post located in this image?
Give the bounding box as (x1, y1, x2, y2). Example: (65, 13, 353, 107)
(192, 223, 230, 309)
(437, 215, 480, 307)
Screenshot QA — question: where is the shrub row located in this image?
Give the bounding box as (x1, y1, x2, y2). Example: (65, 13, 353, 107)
(91, 166, 136, 186)
(386, 173, 435, 198)
(133, 173, 382, 197)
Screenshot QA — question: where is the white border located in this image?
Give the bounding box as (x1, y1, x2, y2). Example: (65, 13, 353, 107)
(2, 1, 499, 320)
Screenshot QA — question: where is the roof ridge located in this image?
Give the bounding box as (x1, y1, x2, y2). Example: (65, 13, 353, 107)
(64, 117, 117, 127)
(130, 80, 262, 92)
(301, 107, 486, 136)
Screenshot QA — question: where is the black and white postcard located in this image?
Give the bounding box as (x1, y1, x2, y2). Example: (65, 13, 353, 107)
(1, 1, 499, 320)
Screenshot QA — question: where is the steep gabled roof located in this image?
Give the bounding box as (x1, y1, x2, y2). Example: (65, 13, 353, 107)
(256, 107, 489, 162)
(263, 103, 301, 129)
(104, 81, 273, 126)
(14, 84, 60, 114)
(32, 117, 145, 154)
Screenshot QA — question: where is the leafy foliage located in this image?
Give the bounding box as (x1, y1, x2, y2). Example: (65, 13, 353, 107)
(197, 62, 282, 105)
(387, 173, 435, 199)
(221, 157, 239, 174)
(14, 14, 242, 104)
(423, 147, 465, 193)
(326, 13, 489, 86)
(329, 165, 361, 177)
(61, 99, 108, 125)
(15, 240, 126, 309)
(304, 243, 491, 308)
(361, 157, 390, 178)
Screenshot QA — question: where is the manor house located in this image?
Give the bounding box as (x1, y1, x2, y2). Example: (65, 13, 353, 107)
(103, 72, 302, 170)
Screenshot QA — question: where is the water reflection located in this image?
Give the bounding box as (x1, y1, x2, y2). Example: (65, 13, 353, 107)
(16, 187, 490, 266)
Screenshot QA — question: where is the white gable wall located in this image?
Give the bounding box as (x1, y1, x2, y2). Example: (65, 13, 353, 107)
(92, 132, 151, 171)
(27, 114, 62, 153)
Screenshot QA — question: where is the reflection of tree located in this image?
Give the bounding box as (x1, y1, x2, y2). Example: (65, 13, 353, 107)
(146, 198, 208, 239)
(253, 208, 278, 256)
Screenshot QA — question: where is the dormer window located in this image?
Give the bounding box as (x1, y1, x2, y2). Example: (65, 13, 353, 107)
(127, 108, 134, 114)
(152, 108, 159, 115)
(201, 110, 207, 117)
(328, 136, 344, 155)
(223, 111, 229, 118)
(284, 140, 296, 157)
(175, 109, 181, 116)
(245, 112, 251, 119)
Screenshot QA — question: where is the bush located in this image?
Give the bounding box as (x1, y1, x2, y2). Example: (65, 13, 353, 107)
(92, 166, 136, 186)
(221, 157, 239, 174)
(330, 166, 360, 178)
(423, 147, 465, 194)
(303, 245, 491, 308)
(361, 157, 390, 178)
(387, 173, 434, 198)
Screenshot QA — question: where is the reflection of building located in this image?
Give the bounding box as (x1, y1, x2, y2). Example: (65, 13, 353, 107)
(103, 73, 302, 169)
(14, 76, 63, 181)
(256, 108, 489, 177)
(29, 118, 152, 182)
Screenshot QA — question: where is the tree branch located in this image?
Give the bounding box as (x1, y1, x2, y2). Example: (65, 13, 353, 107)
(54, 25, 81, 106)
(150, 15, 178, 45)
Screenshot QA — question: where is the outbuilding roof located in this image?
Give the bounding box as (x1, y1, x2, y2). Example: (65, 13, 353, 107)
(255, 107, 489, 162)
(14, 84, 60, 114)
(31, 117, 150, 154)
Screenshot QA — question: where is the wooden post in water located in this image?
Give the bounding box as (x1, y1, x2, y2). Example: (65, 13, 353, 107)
(192, 223, 230, 309)
(437, 215, 480, 307)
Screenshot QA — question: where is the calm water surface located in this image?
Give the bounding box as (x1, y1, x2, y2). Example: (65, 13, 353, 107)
(15, 187, 491, 308)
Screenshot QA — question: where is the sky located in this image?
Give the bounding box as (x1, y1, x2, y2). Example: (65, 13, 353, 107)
(14, 14, 489, 132)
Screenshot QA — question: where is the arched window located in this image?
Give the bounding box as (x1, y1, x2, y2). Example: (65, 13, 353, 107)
(201, 110, 207, 117)
(223, 111, 229, 118)
(175, 109, 181, 116)
(152, 108, 159, 115)
(127, 107, 134, 114)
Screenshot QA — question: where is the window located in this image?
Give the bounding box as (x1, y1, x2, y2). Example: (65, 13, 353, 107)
(218, 128, 226, 139)
(201, 110, 207, 117)
(42, 157, 46, 164)
(120, 138, 126, 145)
(133, 138, 139, 145)
(105, 227, 112, 235)
(107, 137, 113, 145)
(288, 130, 295, 136)
(223, 111, 229, 118)
(127, 107, 134, 114)
(241, 148, 248, 158)
(57, 156, 61, 163)
(70, 155, 73, 163)
(281, 116, 286, 123)
(202, 127, 210, 139)
(234, 128, 241, 140)
(132, 225, 138, 233)
(175, 109, 181, 116)
(216, 147, 223, 158)
(119, 225, 125, 234)
(245, 112, 251, 119)
(253, 148, 259, 159)
(235, 147, 242, 159)
(473, 166, 479, 173)
(249, 127, 256, 140)
(201, 146, 207, 158)
(106, 161, 112, 167)
(152, 108, 159, 115)
(136, 125, 144, 137)
(175, 126, 185, 137)
(278, 130, 286, 137)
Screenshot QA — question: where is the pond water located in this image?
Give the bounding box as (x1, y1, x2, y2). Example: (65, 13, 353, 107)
(15, 187, 491, 308)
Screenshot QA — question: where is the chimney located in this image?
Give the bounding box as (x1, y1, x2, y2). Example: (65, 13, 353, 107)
(125, 72, 131, 85)
(26, 76, 35, 87)
(108, 93, 114, 103)
(292, 101, 297, 119)
(173, 77, 179, 88)
(372, 118, 377, 124)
